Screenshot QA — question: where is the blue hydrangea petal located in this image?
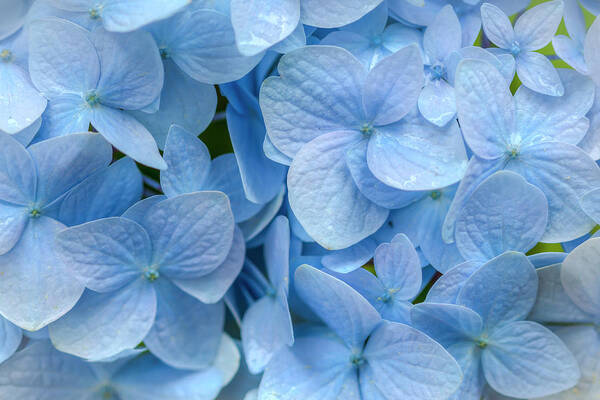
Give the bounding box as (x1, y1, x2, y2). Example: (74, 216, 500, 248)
(454, 59, 513, 159)
(238, 186, 285, 241)
(418, 79, 456, 127)
(49, 279, 156, 360)
(55, 217, 152, 292)
(361, 321, 463, 400)
(264, 216, 290, 290)
(0, 204, 27, 256)
(294, 264, 381, 349)
(0, 133, 36, 205)
(34, 94, 92, 141)
(0, 1, 33, 41)
(0, 316, 21, 363)
(381, 24, 423, 54)
(0, 217, 85, 330)
(90, 106, 166, 170)
(362, 44, 423, 125)
(96, 0, 190, 33)
(561, 237, 600, 319)
(482, 321, 580, 398)
(230, 0, 300, 56)
(373, 234, 421, 300)
(300, 0, 383, 28)
(580, 187, 600, 224)
(144, 279, 224, 370)
(28, 18, 100, 98)
(564, 0, 587, 45)
(260, 45, 367, 159)
(0, 62, 46, 134)
(258, 334, 358, 400)
(91, 28, 163, 110)
(411, 303, 484, 347)
(121, 195, 166, 224)
(367, 118, 467, 191)
(7, 117, 42, 147)
(480, 3, 515, 49)
(343, 1, 388, 36)
(447, 342, 485, 400)
(288, 131, 388, 250)
(58, 158, 142, 227)
(516, 51, 564, 96)
(270, 21, 308, 54)
(457, 252, 537, 332)
(171, 226, 245, 303)
(513, 0, 564, 51)
(425, 260, 481, 304)
(454, 171, 548, 261)
(423, 5, 461, 64)
(320, 31, 379, 70)
(321, 238, 377, 274)
(585, 18, 600, 87)
(529, 263, 594, 323)
(143, 192, 235, 279)
(553, 35, 589, 74)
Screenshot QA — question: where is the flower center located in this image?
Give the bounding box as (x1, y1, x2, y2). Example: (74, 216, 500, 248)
(430, 64, 446, 80)
(350, 353, 365, 367)
(101, 386, 115, 399)
(430, 190, 441, 200)
(509, 41, 521, 56)
(507, 146, 519, 159)
(360, 123, 374, 135)
(89, 5, 103, 19)
(159, 46, 170, 59)
(1, 49, 12, 62)
(377, 290, 393, 303)
(477, 339, 488, 349)
(143, 266, 160, 282)
(370, 35, 383, 47)
(29, 208, 41, 218)
(85, 91, 101, 107)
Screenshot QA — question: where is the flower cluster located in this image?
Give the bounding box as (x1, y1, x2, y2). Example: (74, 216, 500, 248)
(0, 0, 599, 399)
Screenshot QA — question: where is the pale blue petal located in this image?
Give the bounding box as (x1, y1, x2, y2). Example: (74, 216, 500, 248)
(410, 303, 483, 347)
(0, 132, 36, 205)
(294, 265, 381, 349)
(516, 51, 564, 96)
(238, 186, 285, 241)
(49, 279, 156, 361)
(91, 28, 163, 110)
(426, 260, 481, 304)
(561, 237, 600, 319)
(374, 234, 421, 299)
(362, 44, 423, 125)
(0, 218, 85, 330)
(231, 0, 299, 56)
(553, 35, 589, 74)
(446, 342, 485, 400)
(161, 124, 211, 198)
(264, 215, 290, 290)
(7, 116, 42, 146)
(564, 0, 587, 44)
(98, 0, 190, 32)
(514, 0, 564, 51)
(58, 158, 142, 226)
(55, 217, 151, 292)
(121, 195, 166, 224)
(584, 18, 600, 88)
(319, 31, 377, 70)
(0, 317, 21, 363)
(288, 131, 388, 250)
(480, 3, 515, 49)
(300, 0, 383, 28)
(34, 94, 92, 140)
(143, 192, 235, 279)
(260, 45, 366, 159)
(454, 171, 548, 261)
(343, 1, 388, 36)
(322, 238, 377, 274)
(0, 63, 46, 134)
(423, 5, 461, 63)
(457, 252, 537, 331)
(454, 59, 513, 159)
(361, 321, 463, 400)
(0, 1, 34, 41)
(270, 21, 308, 54)
(171, 226, 245, 304)
(28, 18, 100, 97)
(418, 79, 456, 127)
(581, 187, 600, 223)
(482, 321, 580, 398)
(144, 279, 224, 370)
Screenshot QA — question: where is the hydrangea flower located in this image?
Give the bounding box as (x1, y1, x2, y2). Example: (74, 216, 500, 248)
(49, 192, 242, 367)
(480, 1, 565, 96)
(28, 18, 166, 168)
(411, 251, 581, 399)
(443, 59, 600, 244)
(259, 264, 463, 400)
(261, 44, 467, 249)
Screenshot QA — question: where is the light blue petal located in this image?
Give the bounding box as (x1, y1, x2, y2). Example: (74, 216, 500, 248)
(49, 278, 156, 361)
(242, 292, 293, 374)
(58, 158, 143, 226)
(260, 45, 366, 159)
(0, 132, 36, 205)
(585, 18, 600, 88)
(454, 59, 513, 159)
(55, 217, 151, 292)
(0, 1, 33, 41)
(319, 31, 378, 70)
(528, 251, 566, 268)
(553, 35, 589, 74)
(0, 316, 21, 363)
(0, 62, 46, 134)
(454, 171, 548, 261)
(426, 260, 481, 304)
(264, 215, 290, 290)
(28, 18, 100, 97)
(418, 79, 456, 127)
(0, 340, 99, 399)
(133, 61, 217, 149)
(410, 303, 484, 347)
(0, 217, 85, 330)
(480, 3, 515, 49)
(367, 118, 467, 190)
(381, 23, 423, 54)
(6, 116, 42, 147)
(91, 28, 163, 110)
(516, 51, 564, 96)
(171, 226, 245, 304)
(514, 0, 564, 51)
(322, 238, 377, 274)
(374, 234, 421, 300)
(150, 9, 263, 84)
(515, 69, 594, 146)
(238, 186, 285, 241)
(29, 133, 112, 207)
(258, 333, 358, 400)
(231, 0, 299, 56)
(564, 0, 587, 44)
(447, 342, 485, 400)
(288, 131, 388, 250)
(143, 192, 235, 279)
(300, 0, 383, 28)
(423, 5, 461, 63)
(362, 44, 423, 125)
(343, 1, 388, 36)
(121, 195, 166, 223)
(99, 0, 190, 32)
(561, 237, 600, 319)
(457, 252, 537, 331)
(482, 321, 580, 398)
(361, 320, 463, 400)
(212, 334, 241, 389)
(581, 187, 600, 223)
(144, 279, 224, 370)
(294, 265, 381, 349)
(90, 106, 166, 170)
(34, 94, 92, 141)
(270, 21, 307, 54)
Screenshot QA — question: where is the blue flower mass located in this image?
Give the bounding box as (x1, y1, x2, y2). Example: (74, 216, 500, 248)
(1, 0, 600, 398)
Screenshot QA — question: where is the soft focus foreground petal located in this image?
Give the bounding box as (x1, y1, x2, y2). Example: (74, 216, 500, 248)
(561, 237, 600, 318)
